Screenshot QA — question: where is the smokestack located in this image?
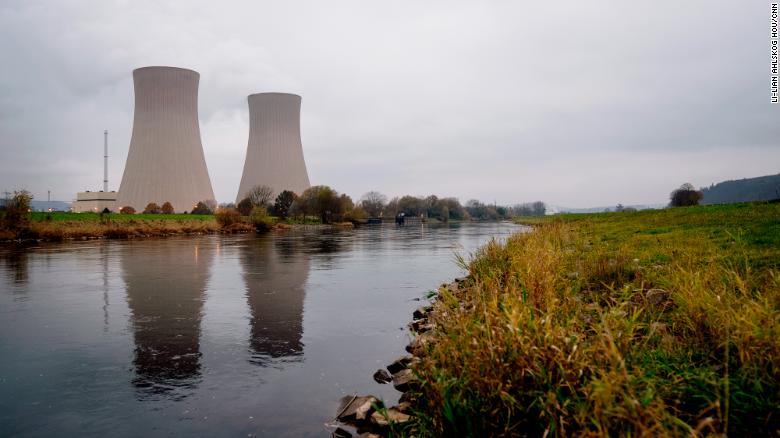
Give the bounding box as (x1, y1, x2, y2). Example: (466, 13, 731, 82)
(104, 130, 108, 192)
(115, 67, 215, 212)
(236, 93, 310, 203)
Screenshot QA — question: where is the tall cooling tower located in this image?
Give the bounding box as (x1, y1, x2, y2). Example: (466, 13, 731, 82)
(236, 93, 310, 203)
(116, 66, 215, 213)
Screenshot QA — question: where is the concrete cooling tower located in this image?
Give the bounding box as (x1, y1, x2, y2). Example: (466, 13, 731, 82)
(116, 66, 215, 213)
(236, 93, 310, 203)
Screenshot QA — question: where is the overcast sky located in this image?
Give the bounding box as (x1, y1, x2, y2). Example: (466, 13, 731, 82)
(1, 1, 778, 208)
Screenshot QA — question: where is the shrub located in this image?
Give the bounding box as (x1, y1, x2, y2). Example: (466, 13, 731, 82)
(237, 197, 253, 216)
(249, 206, 274, 231)
(161, 201, 174, 214)
(119, 206, 136, 214)
(215, 207, 241, 228)
(143, 202, 162, 214)
(3, 190, 33, 230)
(191, 201, 213, 215)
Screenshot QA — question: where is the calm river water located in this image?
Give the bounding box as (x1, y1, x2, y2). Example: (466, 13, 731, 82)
(0, 222, 522, 437)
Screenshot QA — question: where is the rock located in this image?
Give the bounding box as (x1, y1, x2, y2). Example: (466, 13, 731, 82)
(372, 369, 392, 384)
(412, 305, 433, 319)
(337, 395, 381, 422)
(396, 401, 412, 413)
(370, 407, 412, 427)
(408, 319, 434, 333)
(386, 355, 413, 374)
(392, 368, 418, 392)
(398, 391, 414, 404)
(406, 332, 434, 356)
(332, 427, 352, 438)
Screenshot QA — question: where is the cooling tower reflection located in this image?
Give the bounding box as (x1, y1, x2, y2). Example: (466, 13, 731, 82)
(239, 235, 309, 366)
(121, 240, 213, 398)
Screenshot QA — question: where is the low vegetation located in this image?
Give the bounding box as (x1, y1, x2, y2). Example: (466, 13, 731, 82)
(406, 202, 780, 436)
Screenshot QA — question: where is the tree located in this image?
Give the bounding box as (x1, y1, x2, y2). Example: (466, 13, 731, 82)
(273, 190, 297, 219)
(237, 197, 253, 216)
(359, 191, 387, 217)
(119, 206, 136, 214)
(191, 201, 213, 215)
(670, 183, 703, 207)
(3, 190, 32, 229)
(298, 185, 342, 223)
(161, 201, 174, 214)
(245, 185, 274, 208)
(143, 202, 162, 214)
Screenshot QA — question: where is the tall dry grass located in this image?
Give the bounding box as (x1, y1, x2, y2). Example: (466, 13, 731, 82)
(409, 203, 780, 437)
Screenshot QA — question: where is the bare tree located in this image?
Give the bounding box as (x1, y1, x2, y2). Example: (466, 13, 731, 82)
(245, 185, 274, 208)
(359, 191, 387, 217)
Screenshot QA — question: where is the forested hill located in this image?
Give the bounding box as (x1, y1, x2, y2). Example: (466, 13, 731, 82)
(701, 173, 780, 204)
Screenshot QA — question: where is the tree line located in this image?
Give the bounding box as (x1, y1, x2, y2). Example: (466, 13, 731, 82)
(221, 186, 547, 224)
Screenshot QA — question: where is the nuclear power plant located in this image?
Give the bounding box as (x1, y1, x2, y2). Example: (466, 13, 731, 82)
(235, 93, 311, 203)
(115, 66, 215, 213)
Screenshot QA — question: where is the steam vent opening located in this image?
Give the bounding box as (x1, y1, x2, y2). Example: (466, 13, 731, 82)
(116, 66, 215, 213)
(236, 92, 311, 203)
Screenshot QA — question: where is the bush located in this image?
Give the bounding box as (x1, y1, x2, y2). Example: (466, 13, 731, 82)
(215, 207, 241, 228)
(161, 201, 174, 214)
(3, 190, 33, 230)
(143, 202, 162, 214)
(249, 206, 274, 231)
(119, 206, 136, 214)
(191, 201, 213, 215)
(237, 197, 253, 216)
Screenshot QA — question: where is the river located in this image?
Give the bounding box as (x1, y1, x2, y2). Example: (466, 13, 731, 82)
(0, 222, 523, 437)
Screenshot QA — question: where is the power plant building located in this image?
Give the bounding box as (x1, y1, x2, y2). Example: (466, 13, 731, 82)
(115, 66, 215, 213)
(236, 93, 310, 203)
(72, 191, 117, 213)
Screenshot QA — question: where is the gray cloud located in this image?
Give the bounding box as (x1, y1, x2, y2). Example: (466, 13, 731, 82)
(1, 0, 777, 207)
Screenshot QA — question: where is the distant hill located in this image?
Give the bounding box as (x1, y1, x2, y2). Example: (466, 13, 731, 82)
(701, 173, 780, 205)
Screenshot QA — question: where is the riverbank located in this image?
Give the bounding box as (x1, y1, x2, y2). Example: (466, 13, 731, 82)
(394, 202, 780, 436)
(0, 211, 365, 242)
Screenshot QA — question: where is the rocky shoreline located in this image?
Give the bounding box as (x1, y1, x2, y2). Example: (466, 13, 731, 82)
(330, 276, 469, 437)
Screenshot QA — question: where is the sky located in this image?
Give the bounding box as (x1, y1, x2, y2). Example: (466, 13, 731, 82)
(1, 1, 778, 208)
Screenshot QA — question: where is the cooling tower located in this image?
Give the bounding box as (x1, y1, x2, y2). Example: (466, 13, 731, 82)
(236, 93, 310, 203)
(116, 66, 215, 213)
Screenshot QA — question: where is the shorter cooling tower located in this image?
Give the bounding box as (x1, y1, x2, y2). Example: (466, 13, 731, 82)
(116, 66, 215, 213)
(236, 93, 311, 203)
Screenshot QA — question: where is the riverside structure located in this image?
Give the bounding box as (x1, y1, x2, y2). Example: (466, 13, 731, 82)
(115, 66, 215, 213)
(236, 93, 311, 202)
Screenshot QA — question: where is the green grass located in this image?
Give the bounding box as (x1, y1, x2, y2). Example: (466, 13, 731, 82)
(404, 202, 780, 437)
(31, 212, 215, 222)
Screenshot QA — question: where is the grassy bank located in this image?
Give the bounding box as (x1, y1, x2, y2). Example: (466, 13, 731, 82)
(408, 202, 780, 436)
(0, 212, 253, 241)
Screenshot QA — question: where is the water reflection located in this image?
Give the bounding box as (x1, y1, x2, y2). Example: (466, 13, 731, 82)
(240, 235, 309, 366)
(121, 240, 213, 398)
(2, 245, 29, 285)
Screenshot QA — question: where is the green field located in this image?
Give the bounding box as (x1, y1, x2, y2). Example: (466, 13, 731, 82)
(407, 202, 780, 436)
(30, 211, 216, 222)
